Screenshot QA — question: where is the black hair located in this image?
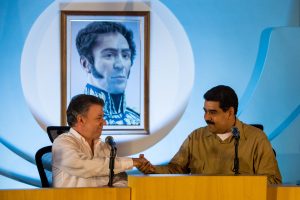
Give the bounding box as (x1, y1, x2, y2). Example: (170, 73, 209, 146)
(203, 85, 238, 115)
(76, 21, 136, 65)
(66, 94, 104, 127)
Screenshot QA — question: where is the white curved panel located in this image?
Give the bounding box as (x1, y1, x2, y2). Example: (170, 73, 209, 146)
(20, 0, 194, 156)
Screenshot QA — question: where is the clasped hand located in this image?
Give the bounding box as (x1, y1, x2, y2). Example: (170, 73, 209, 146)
(132, 154, 155, 174)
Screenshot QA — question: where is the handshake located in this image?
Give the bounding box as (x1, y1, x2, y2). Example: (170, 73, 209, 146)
(132, 154, 156, 174)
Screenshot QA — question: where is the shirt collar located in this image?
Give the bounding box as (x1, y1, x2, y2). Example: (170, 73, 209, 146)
(69, 128, 83, 140)
(69, 128, 101, 144)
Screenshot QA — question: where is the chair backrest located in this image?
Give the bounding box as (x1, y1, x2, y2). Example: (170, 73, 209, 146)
(47, 126, 70, 143)
(35, 126, 69, 187)
(250, 124, 264, 131)
(35, 145, 52, 187)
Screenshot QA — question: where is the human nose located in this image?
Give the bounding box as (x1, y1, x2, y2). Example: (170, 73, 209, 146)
(204, 112, 210, 121)
(113, 54, 124, 69)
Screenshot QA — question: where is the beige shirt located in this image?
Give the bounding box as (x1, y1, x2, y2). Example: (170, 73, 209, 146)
(52, 128, 133, 187)
(155, 119, 282, 184)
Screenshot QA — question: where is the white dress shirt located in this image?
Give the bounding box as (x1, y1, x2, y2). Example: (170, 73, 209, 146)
(52, 128, 133, 187)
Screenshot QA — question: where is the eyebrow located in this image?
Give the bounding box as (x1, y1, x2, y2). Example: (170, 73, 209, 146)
(101, 48, 131, 53)
(203, 108, 217, 112)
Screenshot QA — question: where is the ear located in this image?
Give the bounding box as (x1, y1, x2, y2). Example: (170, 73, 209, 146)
(76, 114, 85, 126)
(228, 107, 235, 118)
(80, 56, 92, 73)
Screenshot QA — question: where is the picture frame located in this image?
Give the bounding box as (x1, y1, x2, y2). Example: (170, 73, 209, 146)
(61, 11, 150, 134)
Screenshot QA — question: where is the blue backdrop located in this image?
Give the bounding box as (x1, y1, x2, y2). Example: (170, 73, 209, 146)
(0, 0, 299, 188)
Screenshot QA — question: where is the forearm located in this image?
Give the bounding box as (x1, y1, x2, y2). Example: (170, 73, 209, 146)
(154, 163, 187, 174)
(53, 141, 133, 178)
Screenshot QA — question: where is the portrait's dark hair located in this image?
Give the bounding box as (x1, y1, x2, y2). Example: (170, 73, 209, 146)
(203, 85, 238, 115)
(66, 94, 104, 127)
(76, 21, 136, 65)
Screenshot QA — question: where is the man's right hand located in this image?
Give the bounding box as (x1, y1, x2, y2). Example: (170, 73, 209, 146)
(132, 154, 155, 174)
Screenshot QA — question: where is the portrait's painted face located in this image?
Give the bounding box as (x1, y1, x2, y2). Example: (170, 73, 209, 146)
(90, 32, 132, 94)
(203, 101, 233, 134)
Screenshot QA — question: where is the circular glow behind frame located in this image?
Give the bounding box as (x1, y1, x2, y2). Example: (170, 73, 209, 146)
(21, 0, 194, 156)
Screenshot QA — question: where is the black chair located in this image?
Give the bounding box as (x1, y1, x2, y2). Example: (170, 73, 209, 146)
(47, 126, 70, 143)
(35, 126, 70, 187)
(250, 124, 264, 131)
(35, 145, 52, 187)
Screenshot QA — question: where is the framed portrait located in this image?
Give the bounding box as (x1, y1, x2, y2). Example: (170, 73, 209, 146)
(61, 11, 149, 134)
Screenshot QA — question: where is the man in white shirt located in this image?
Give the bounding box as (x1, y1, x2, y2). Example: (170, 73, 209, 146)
(52, 94, 145, 187)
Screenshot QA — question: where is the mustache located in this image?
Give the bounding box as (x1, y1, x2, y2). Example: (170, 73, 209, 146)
(206, 120, 215, 125)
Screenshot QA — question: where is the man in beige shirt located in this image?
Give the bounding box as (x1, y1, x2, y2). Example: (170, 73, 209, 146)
(52, 94, 145, 187)
(138, 85, 282, 184)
